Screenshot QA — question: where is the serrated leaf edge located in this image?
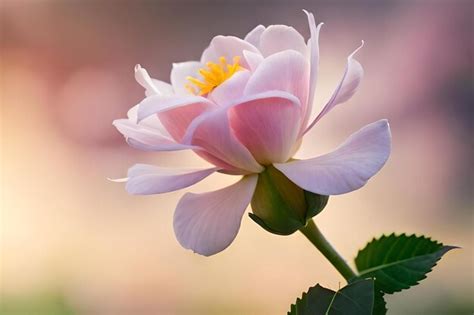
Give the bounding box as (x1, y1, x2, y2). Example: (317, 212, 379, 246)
(355, 233, 459, 294)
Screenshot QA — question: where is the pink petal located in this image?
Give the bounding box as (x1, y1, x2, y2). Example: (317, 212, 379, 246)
(244, 50, 310, 109)
(114, 105, 194, 151)
(126, 164, 218, 195)
(173, 175, 258, 256)
(193, 151, 252, 175)
(243, 50, 264, 72)
(302, 10, 324, 132)
(182, 101, 264, 174)
(170, 61, 203, 95)
(200, 36, 259, 68)
(258, 25, 308, 57)
(209, 70, 251, 105)
(274, 120, 391, 195)
(126, 104, 169, 133)
(304, 41, 364, 134)
(113, 118, 194, 152)
(244, 25, 265, 47)
(135, 64, 173, 97)
(229, 91, 303, 164)
(137, 95, 216, 141)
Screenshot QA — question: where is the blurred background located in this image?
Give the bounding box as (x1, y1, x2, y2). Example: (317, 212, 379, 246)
(1, 0, 473, 314)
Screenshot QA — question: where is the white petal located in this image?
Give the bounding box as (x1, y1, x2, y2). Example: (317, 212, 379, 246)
(113, 118, 194, 152)
(149, 79, 174, 97)
(259, 25, 308, 57)
(126, 164, 218, 195)
(201, 36, 259, 68)
(209, 70, 251, 105)
(244, 25, 266, 47)
(136, 95, 215, 142)
(302, 10, 324, 132)
(304, 41, 364, 134)
(243, 50, 264, 72)
(275, 120, 391, 195)
(137, 95, 215, 123)
(135, 64, 173, 97)
(115, 104, 192, 152)
(126, 104, 170, 135)
(173, 175, 258, 256)
(170, 61, 203, 95)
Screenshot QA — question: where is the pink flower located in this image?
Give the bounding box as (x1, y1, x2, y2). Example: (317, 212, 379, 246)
(113, 11, 391, 256)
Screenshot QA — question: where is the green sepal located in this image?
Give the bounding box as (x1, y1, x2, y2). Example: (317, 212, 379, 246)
(248, 213, 292, 236)
(250, 165, 329, 235)
(304, 191, 329, 220)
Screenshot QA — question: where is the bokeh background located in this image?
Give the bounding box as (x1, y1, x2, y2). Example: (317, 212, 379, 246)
(1, 0, 473, 314)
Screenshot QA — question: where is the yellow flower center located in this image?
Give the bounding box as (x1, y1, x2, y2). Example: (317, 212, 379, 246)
(186, 56, 242, 95)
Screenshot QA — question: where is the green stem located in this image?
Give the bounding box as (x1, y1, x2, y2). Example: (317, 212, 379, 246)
(300, 219, 357, 282)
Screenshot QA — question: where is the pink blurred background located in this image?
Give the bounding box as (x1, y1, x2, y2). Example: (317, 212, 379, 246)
(1, 1, 473, 314)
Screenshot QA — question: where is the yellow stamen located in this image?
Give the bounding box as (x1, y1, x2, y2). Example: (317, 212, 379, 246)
(186, 56, 242, 95)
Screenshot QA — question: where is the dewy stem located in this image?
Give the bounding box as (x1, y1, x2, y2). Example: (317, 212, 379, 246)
(300, 219, 357, 282)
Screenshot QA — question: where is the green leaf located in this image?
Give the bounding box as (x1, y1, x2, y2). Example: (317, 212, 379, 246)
(288, 279, 374, 315)
(372, 290, 387, 315)
(355, 233, 457, 294)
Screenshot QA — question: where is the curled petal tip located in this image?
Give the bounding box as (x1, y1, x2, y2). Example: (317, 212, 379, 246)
(376, 118, 389, 127)
(108, 177, 128, 182)
(134, 64, 142, 72)
(382, 119, 391, 133)
(303, 10, 324, 26)
(302, 9, 314, 17)
(349, 41, 365, 59)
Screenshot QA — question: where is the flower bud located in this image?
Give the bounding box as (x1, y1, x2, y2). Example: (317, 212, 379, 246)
(249, 165, 329, 235)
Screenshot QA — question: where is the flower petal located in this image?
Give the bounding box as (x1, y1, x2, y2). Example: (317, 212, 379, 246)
(244, 25, 265, 47)
(243, 50, 264, 72)
(258, 25, 308, 57)
(201, 36, 259, 68)
(209, 70, 251, 105)
(170, 61, 203, 95)
(126, 164, 218, 195)
(304, 41, 364, 134)
(126, 104, 169, 133)
(173, 175, 258, 256)
(137, 95, 216, 141)
(114, 105, 194, 151)
(274, 120, 391, 195)
(150, 79, 174, 97)
(229, 92, 303, 164)
(113, 118, 194, 151)
(244, 50, 309, 108)
(182, 100, 265, 174)
(135, 64, 173, 97)
(302, 10, 323, 131)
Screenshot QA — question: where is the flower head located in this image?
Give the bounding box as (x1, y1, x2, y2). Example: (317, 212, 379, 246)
(113, 11, 391, 256)
(186, 56, 243, 95)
